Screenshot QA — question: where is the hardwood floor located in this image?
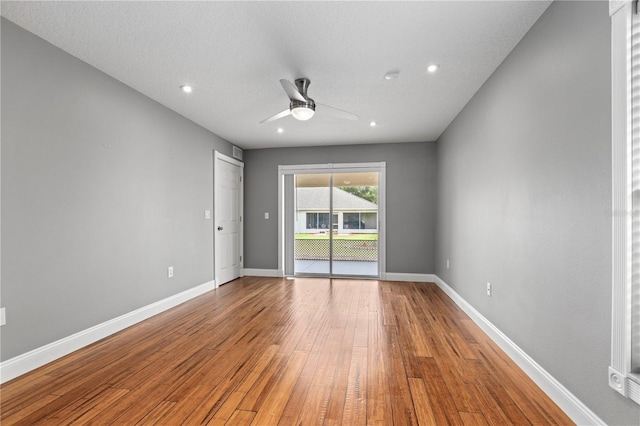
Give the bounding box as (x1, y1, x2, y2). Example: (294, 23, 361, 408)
(1, 277, 573, 425)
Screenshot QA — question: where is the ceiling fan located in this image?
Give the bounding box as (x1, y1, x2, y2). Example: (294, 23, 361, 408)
(260, 78, 359, 123)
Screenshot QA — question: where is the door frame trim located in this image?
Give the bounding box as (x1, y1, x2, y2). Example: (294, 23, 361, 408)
(214, 151, 244, 287)
(277, 162, 386, 279)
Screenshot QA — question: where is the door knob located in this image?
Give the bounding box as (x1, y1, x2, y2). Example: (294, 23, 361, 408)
(217, 226, 223, 231)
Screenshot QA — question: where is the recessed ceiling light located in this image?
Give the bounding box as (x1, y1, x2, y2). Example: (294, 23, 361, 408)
(180, 85, 192, 93)
(427, 64, 439, 73)
(370, 121, 377, 127)
(277, 128, 284, 133)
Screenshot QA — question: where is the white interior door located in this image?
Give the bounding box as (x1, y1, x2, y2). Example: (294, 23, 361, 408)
(215, 152, 243, 286)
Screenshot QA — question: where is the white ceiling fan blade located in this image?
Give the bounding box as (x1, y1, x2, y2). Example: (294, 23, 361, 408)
(316, 103, 359, 121)
(280, 79, 306, 102)
(260, 108, 291, 124)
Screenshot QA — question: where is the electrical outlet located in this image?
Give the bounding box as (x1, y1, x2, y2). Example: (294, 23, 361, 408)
(168, 266, 174, 278)
(0, 308, 5, 326)
(486, 283, 492, 297)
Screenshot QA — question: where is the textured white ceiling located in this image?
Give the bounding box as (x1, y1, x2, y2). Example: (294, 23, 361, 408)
(1, 1, 551, 150)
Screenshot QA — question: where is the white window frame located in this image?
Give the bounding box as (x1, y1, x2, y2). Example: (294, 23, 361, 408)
(609, 0, 640, 405)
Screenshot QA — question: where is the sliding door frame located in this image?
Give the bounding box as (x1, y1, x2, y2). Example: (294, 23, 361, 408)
(278, 162, 386, 279)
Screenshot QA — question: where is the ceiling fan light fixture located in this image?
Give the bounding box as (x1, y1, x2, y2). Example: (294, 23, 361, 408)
(291, 105, 315, 121)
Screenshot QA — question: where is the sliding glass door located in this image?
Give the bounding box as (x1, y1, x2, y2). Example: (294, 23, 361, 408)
(285, 166, 383, 278)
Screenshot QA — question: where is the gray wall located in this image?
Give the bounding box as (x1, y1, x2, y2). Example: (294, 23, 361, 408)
(436, 1, 639, 424)
(244, 142, 436, 273)
(1, 19, 234, 360)
(4, 2, 638, 422)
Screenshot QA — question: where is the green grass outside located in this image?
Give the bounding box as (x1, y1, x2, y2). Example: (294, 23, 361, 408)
(295, 233, 378, 241)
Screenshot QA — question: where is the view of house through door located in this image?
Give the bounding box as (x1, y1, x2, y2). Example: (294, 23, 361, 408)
(293, 171, 380, 277)
(214, 151, 243, 286)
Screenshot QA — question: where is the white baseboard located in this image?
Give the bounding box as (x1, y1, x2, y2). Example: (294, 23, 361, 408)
(241, 270, 436, 282)
(383, 272, 436, 282)
(242, 270, 436, 282)
(432, 275, 605, 426)
(242, 268, 282, 277)
(0, 280, 216, 384)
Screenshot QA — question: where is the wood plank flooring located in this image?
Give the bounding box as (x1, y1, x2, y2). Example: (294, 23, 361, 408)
(0, 277, 574, 425)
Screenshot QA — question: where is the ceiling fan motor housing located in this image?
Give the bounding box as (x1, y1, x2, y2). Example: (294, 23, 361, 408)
(290, 99, 315, 120)
(290, 78, 315, 120)
(290, 99, 316, 111)
(291, 78, 315, 112)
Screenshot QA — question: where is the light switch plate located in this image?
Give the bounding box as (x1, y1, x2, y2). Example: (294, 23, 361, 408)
(1, 307, 6, 326)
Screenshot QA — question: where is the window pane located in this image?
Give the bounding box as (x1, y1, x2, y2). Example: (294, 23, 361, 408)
(361, 212, 377, 229)
(295, 174, 331, 275)
(343, 213, 360, 229)
(318, 213, 330, 229)
(306, 212, 317, 229)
